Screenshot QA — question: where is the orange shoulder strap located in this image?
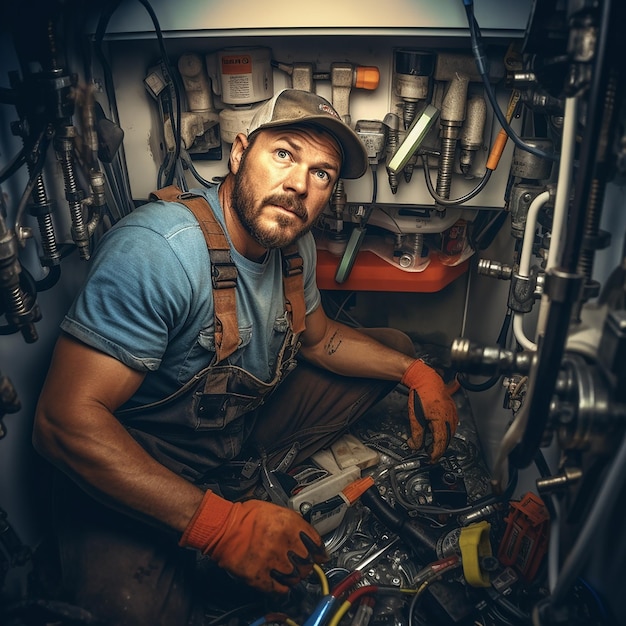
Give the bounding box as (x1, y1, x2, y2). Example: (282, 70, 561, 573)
(149, 185, 306, 358)
(281, 243, 306, 335)
(150, 185, 240, 362)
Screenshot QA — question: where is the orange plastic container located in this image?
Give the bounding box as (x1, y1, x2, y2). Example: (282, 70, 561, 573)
(316, 249, 469, 292)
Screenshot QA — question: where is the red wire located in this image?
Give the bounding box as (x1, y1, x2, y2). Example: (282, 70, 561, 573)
(346, 585, 378, 605)
(430, 555, 460, 573)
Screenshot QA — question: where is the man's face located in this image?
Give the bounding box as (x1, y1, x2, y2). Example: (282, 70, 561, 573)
(230, 125, 342, 250)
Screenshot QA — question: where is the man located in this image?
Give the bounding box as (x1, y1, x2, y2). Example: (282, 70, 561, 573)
(33, 89, 457, 625)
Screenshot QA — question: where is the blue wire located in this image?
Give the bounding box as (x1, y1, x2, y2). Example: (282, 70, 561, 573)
(577, 578, 609, 620)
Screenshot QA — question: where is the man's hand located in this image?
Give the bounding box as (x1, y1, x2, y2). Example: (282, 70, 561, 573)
(401, 360, 459, 462)
(179, 490, 327, 593)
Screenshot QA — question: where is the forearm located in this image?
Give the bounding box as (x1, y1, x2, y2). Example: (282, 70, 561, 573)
(299, 320, 415, 381)
(33, 335, 204, 533)
(34, 402, 204, 532)
(34, 403, 204, 532)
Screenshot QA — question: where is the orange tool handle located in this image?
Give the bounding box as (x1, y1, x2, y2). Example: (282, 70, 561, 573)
(486, 129, 509, 170)
(486, 89, 521, 171)
(354, 66, 380, 90)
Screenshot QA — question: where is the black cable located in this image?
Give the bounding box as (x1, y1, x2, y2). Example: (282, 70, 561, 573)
(206, 603, 264, 626)
(486, 605, 516, 626)
(94, 0, 182, 191)
(387, 464, 434, 512)
(93, 1, 134, 216)
(462, 1, 559, 163)
(457, 371, 499, 392)
(180, 152, 217, 188)
(533, 449, 557, 519)
(467, 209, 508, 251)
(133, 0, 183, 187)
(360, 486, 438, 561)
(390, 464, 518, 517)
(533, 448, 552, 479)
(420, 154, 492, 206)
(0, 148, 26, 184)
(35, 265, 62, 292)
(157, 151, 173, 189)
(94, 1, 124, 127)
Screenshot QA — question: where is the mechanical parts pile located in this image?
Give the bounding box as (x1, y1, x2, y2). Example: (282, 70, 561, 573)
(198, 387, 561, 626)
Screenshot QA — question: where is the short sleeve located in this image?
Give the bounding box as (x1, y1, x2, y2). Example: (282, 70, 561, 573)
(61, 222, 196, 372)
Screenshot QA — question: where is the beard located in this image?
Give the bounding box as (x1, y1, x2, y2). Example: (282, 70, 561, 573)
(230, 152, 313, 250)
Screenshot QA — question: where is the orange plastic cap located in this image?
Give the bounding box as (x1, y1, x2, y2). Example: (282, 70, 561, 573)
(342, 476, 375, 504)
(354, 66, 380, 90)
(486, 128, 509, 171)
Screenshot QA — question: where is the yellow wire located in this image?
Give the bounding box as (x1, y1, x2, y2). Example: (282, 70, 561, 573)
(313, 564, 330, 596)
(328, 600, 352, 626)
(416, 580, 430, 596)
(324, 586, 418, 626)
(285, 619, 299, 626)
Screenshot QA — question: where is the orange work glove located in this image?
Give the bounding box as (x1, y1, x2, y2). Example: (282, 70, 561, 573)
(179, 490, 327, 594)
(401, 359, 459, 462)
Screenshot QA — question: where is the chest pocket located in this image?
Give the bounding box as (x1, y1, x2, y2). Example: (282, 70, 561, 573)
(198, 325, 253, 353)
(177, 324, 252, 386)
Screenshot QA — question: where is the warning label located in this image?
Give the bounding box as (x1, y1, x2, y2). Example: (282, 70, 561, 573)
(221, 54, 252, 75)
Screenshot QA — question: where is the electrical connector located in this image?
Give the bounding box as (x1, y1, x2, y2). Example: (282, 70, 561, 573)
(355, 120, 388, 164)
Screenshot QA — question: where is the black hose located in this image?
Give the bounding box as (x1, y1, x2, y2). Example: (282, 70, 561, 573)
(421, 155, 492, 206)
(360, 486, 437, 561)
(35, 265, 61, 292)
(457, 372, 499, 392)
(0, 148, 26, 184)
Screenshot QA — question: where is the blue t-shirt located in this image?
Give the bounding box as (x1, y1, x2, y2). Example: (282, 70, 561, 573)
(61, 185, 321, 408)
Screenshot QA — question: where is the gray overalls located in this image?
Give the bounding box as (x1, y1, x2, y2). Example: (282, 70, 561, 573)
(115, 185, 307, 484)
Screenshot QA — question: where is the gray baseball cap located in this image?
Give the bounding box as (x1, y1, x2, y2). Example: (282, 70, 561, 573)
(247, 89, 368, 179)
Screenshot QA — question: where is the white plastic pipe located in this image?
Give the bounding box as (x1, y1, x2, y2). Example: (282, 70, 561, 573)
(513, 190, 551, 350)
(536, 96, 579, 338)
(518, 190, 551, 279)
(513, 313, 538, 351)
